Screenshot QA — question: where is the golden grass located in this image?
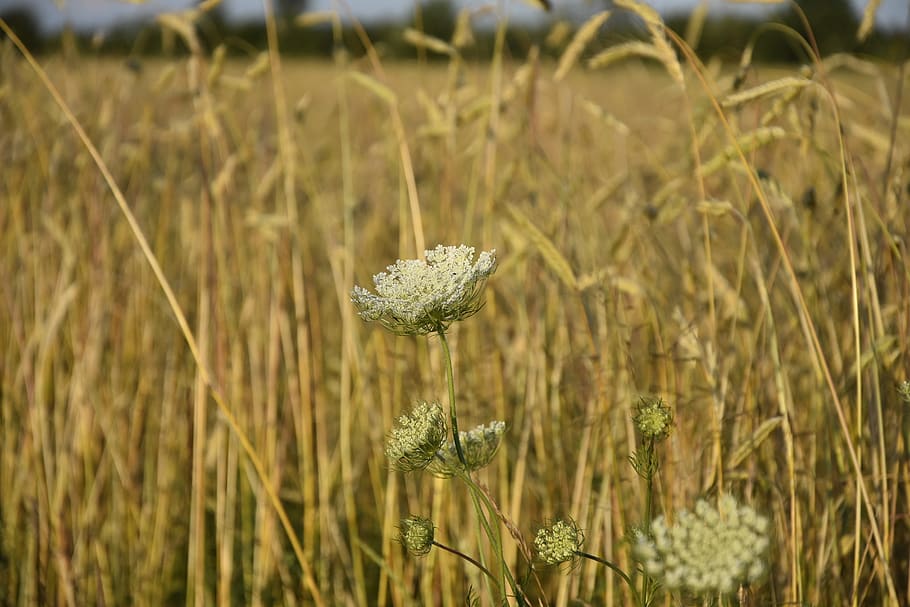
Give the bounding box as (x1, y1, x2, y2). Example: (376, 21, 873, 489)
(1, 10, 909, 606)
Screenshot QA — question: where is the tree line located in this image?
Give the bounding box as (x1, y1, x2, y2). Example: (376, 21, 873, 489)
(1, 0, 907, 63)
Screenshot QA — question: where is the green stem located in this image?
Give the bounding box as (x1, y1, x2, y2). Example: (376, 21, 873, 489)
(438, 329, 467, 467)
(576, 551, 643, 606)
(433, 541, 500, 589)
(466, 490, 501, 601)
(641, 437, 655, 606)
(459, 471, 524, 603)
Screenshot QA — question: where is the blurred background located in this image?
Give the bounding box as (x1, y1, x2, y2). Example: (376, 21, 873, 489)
(1, 0, 908, 61)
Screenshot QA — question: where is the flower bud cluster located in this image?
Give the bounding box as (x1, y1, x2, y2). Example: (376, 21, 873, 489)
(385, 401, 448, 472)
(398, 515, 435, 557)
(351, 245, 497, 335)
(428, 420, 506, 477)
(633, 495, 770, 595)
(633, 396, 673, 441)
(534, 518, 584, 565)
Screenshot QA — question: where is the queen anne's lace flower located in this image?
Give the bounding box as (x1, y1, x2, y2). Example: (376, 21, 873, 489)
(428, 420, 506, 477)
(351, 245, 496, 335)
(633, 495, 770, 596)
(398, 515, 435, 557)
(385, 402, 448, 472)
(534, 518, 584, 565)
(633, 396, 673, 441)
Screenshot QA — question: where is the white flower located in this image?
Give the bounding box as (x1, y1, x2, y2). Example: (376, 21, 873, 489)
(428, 420, 506, 477)
(534, 518, 584, 565)
(351, 244, 496, 335)
(385, 402, 448, 472)
(633, 495, 770, 597)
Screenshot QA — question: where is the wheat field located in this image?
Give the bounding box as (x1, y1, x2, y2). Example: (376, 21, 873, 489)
(1, 5, 909, 606)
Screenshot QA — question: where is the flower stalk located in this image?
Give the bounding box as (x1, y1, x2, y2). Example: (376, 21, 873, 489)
(438, 329, 467, 467)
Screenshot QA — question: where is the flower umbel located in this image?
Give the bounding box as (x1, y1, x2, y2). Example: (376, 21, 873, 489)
(633, 396, 673, 441)
(398, 515, 435, 557)
(633, 494, 770, 596)
(535, 519, 584, 565)
(385, 402, 448, 472)
(428, 420, 506, 477)
(899, 380, 910, 404)
(351, 244, 497, 335)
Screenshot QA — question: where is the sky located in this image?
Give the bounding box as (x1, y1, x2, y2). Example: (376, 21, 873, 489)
(1, 0, 907, 35)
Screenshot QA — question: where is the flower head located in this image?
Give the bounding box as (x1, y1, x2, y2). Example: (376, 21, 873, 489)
(351, 244, 497, 335)
(398, 515, 435, 557)
(428, 420, 506, 478)
(385, 402, 448, 472)
(535, 518, 584, 565)
(633, 396, 673, 441)
(633, 495, 770, 596)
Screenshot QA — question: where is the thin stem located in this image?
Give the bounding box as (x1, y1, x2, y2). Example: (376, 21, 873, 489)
(458, 470, 524, 602)
(433, 540, 499, 588)
(465, 489, 503, 601)
(641, 438, 656, 606)
(576, 551, 643, 607)
(437, 329, 467, 466)
(433, 541, 499, 588)
(437, 454, 520, 602)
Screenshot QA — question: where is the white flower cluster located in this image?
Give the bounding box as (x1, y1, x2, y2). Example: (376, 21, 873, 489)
(351, 245, 497, 335)
(385, 402, 448, 472)
(634, 495, 770, 595)
(428, 421, 506, 477)
(534, 519, 584, 565)
(633, 396, 673, 441)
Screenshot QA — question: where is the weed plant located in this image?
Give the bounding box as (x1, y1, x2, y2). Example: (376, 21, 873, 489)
(1, 0, 909, 605)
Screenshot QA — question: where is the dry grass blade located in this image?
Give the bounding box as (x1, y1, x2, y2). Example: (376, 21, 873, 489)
(699, 126, 788, 176)
(857, 0, 882, 42)
(685, 0, 709, 49)
(579, 98, 630, 135)
(722, 76, 812, 107)
(554, 10, 611, 82)
(522, 0, 552, 10)
(727, 417, 783, 469)
(613, 0, 661, 27)
(294, 11, 339, 28)
(157, 12, 201, 53)
(403, 27, 457, 57)
(505, 204, 578, 290)
(652, 33, 685, 84)
(452, 9, 475, 48)
(545, 20, 572, 49)
(245, 51, 270, 79)
(207, 44, 227, 88)
(695, 199, 735, 216)
(588, 41, 662, 70)
(348, 70, 398, 105)
(613, 0, 685, 84)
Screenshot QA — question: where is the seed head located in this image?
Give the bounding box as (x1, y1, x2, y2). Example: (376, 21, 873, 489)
(398, 515, 435, 557)
(428, 420, 506, 478)
(633, 396, 673, 441)
(899, 380, 910, 404)
(351, 244, 496, 335)
(385, 402, 448, 472)
(534, 518, 584, 565)
(633, 495, 770, 596)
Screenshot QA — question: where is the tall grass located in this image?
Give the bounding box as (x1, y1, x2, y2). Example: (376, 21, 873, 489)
(1, 3, 908, 605)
